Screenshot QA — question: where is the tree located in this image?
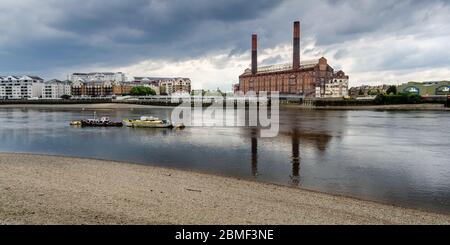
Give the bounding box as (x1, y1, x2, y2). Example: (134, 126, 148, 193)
(130, 86, 156, 96)
(358, 88, 364, 96)
(386, 86, 397, 95)
(60, 94, 71, 100)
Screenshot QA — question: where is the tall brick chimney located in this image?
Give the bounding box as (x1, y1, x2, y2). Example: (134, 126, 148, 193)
(251, 34, 257, 75)
(293, 21, 300, 70)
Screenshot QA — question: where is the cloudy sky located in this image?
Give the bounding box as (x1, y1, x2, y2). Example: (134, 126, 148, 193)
(1, 0, 450, 90)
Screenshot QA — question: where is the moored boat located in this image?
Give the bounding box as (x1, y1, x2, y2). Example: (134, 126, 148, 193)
(123, 116, 174, 128)
(70, 120, 82, 126)
(80, 117, 123, 127)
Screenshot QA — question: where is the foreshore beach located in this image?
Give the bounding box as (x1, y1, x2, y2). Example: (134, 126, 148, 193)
(0, 153, 449, 225)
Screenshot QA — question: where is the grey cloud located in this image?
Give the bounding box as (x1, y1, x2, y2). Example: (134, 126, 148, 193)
(0, 0, 450, 85)
(333, 49, 347, 60)
(261, 55, 283, 66)
(0, 0, 284, 76)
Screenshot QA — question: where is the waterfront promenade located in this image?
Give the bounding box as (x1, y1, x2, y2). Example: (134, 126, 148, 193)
(1, 153, 449, 225)
(0, 102, 448, 110)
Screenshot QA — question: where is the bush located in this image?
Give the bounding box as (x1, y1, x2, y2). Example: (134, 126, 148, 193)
(374, 93, 422, 105)
(130, 86, 156, 96)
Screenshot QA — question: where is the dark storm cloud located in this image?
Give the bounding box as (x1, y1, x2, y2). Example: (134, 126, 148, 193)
(0, 0, 283, 75)
(0, 0, 449, 81)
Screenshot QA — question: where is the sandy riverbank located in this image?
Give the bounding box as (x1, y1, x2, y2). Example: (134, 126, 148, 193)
(0, 153, 449, 225)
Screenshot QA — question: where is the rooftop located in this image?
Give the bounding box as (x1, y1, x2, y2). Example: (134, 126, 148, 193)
(45, 79, 72, 84)
(72, 72, 123, 76)
(0, 75, 43, 80)
(241, 59, 321, 76)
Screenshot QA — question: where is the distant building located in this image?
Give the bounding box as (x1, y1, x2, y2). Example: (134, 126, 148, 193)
(397, 81, 450, 96)
(42, 79, 72, 99)
(232, 83, 240, 94)
(238, 21, 349, 98)
(0, 75, 44, 99)
(112, 82, 133, 96)
(317, 70, 349, 98)
(70, 72, 131, 97)
(71, 80, 113, 97)
(70, 72, 125, 85)
(0, 86, 5, 100)
(132, 77, 166, 87)
(133, 77, 191, 95)
(160, 78, 191, 95)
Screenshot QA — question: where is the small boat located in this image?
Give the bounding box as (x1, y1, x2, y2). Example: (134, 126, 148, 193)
(80, 117, 123, 127)
(123, 116, 174, 128)
(70, 120, 82, 126)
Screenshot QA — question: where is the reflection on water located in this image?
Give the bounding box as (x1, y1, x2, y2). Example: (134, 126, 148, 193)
(291, 128, 301, 186)
(251, 128, 258, 177)
(0, 107, 449, 213)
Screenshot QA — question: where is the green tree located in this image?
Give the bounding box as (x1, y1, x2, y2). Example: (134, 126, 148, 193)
(130, 86, 156, 96)
(374, 93, 422, 105)
(386, 86, 397, 95)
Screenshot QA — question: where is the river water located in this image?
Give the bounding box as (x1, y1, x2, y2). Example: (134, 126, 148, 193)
(0, 107, 449, 213)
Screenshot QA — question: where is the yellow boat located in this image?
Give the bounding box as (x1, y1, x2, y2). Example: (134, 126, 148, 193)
(70, 120, 82, 126)
(123, 116, 174, 128)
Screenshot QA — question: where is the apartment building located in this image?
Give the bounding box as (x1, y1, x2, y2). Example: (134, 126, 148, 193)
(0, 86, 5, 99)
(132, 77, 191, 95)
(70, 72, 134, 97)
(71, 80, 113, 97)
(316, 70, 349, 98)
(0, 75, 44, 99)
(42, 79, 72, 99)
(159, 78, 191, 95)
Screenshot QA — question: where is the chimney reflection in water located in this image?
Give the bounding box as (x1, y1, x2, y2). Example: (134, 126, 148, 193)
(249, 127, 301, 185)
(251, 128, 258, 177)
(290, 129, 300, 186)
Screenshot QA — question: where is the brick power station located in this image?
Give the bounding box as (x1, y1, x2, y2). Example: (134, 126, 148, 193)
(238, 21, 349, 98)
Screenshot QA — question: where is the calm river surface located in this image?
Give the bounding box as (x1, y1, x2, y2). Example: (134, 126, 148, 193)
(0, 107, 449, 213)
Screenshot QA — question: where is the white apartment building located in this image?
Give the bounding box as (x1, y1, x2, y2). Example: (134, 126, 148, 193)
(42, 79, 72, 99)
(70, 72, 125, 85)
(0, 86, 5, 99)
(0, 75, 44, 99)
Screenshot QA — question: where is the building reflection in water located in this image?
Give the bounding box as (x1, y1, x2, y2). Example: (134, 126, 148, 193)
(290, 128, 300, 186)
(250, 128, 258, 177)
(247, 126, 332, 186)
